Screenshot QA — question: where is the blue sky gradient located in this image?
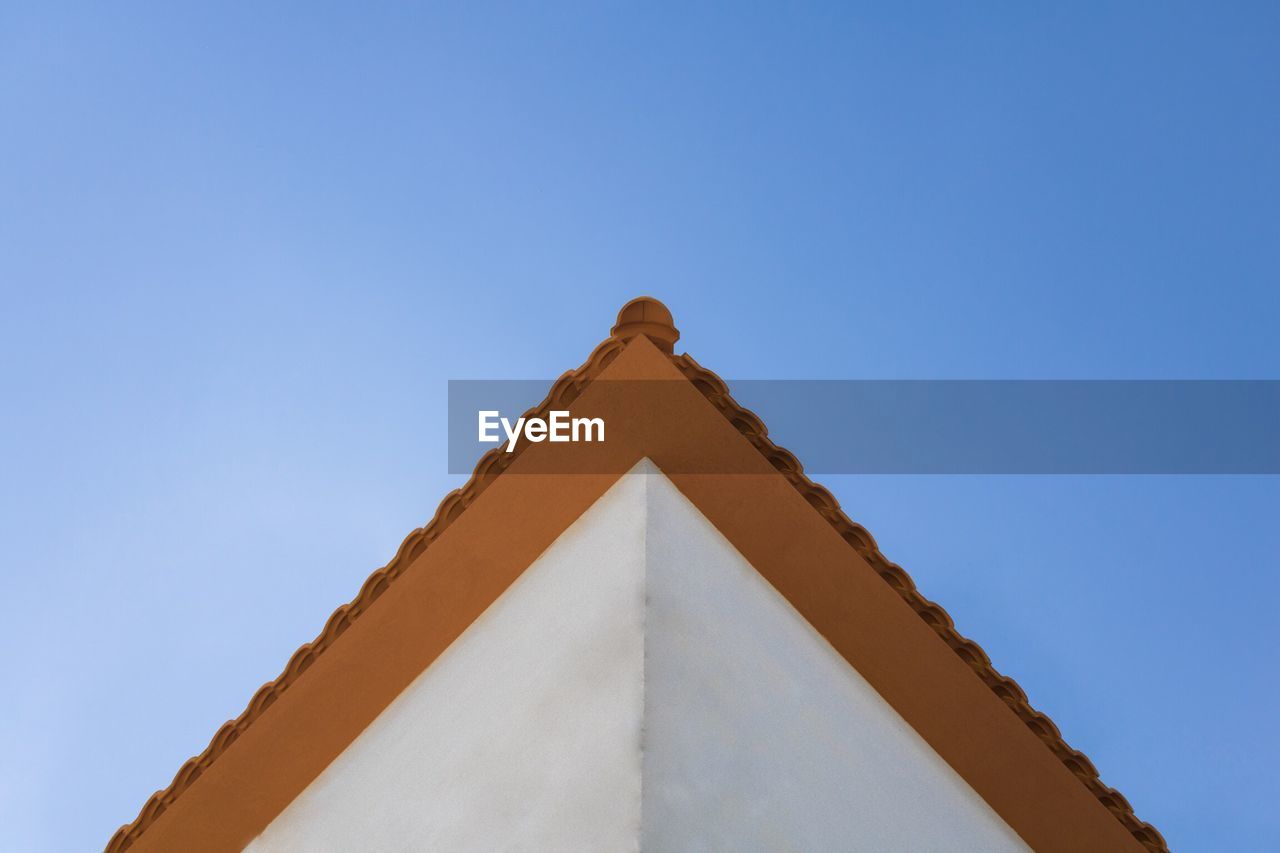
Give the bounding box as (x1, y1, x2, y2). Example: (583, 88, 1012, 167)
(2, 3, 1277, 850)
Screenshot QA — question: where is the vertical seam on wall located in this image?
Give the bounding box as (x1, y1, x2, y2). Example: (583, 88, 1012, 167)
(637, 463, 650, 853)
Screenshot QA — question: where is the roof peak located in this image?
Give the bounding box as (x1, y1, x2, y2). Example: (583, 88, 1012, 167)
(611, 296, 679, 354)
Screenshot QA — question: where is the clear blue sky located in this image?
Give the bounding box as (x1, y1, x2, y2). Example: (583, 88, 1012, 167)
(2, 3, 1277, 850)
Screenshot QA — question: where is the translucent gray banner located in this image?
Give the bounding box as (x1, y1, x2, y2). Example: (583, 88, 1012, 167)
(448, 380, 1280, 474)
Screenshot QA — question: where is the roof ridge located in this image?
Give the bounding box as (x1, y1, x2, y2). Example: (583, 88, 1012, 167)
(668, 351, 1168, 853)
(105, 336, 628, 853)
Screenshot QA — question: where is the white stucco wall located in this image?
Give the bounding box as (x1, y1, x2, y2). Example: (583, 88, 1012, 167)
(246, 461, 1028, 852)
(244, 468, 649, 853)
(641, 467, 1028, 852)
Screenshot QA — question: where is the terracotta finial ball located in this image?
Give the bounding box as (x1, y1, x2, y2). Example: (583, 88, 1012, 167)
(611, 296, 680, 353)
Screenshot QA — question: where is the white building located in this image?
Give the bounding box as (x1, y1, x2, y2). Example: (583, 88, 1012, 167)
(108, 299, 1165, 853)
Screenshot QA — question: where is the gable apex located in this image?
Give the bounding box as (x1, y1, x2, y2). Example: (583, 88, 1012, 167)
(108, 299, 1165, 853)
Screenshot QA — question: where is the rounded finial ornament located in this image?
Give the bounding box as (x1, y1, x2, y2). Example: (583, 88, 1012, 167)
(611, 296, 679, 353)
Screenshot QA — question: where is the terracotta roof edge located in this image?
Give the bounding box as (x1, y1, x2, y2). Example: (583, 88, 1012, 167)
(104, 334, 630, 853)
(668, 350, 1168, 853)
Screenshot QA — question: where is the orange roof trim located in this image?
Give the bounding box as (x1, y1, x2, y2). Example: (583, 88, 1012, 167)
(668, 349, 1167, 852)
(107, 297, 1166, 853)
(105, 332, 630, 853)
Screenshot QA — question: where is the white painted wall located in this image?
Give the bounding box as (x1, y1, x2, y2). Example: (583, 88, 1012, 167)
(642, 467, 1028, 852)
(244, 469, 648, 853)
(246, 462, 1028, 852)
